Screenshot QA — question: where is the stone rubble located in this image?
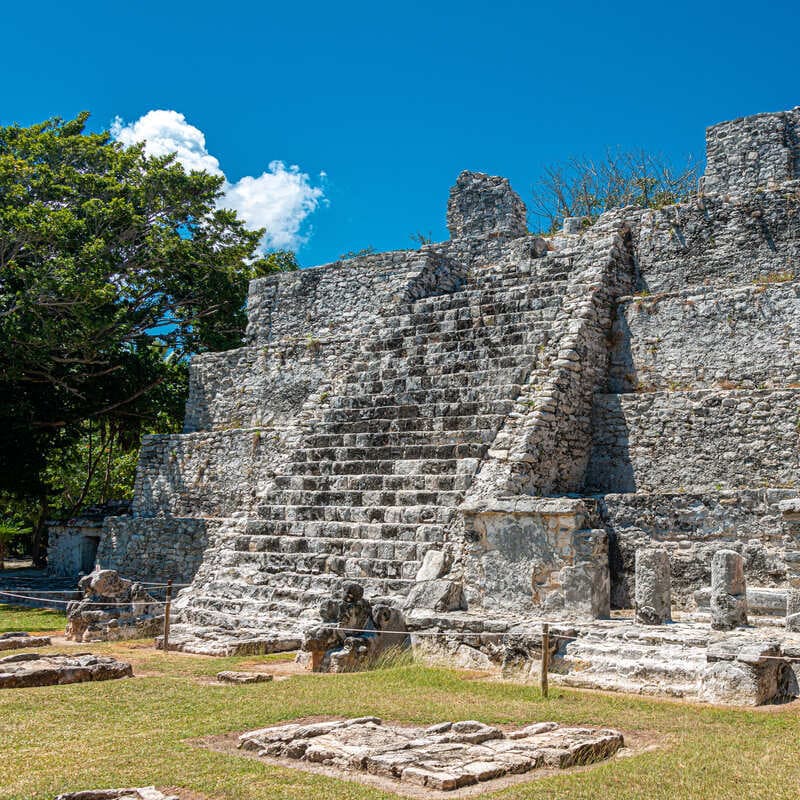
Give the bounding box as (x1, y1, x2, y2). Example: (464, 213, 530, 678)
(0, 632, 51, 651)
(0, 652, 133, 689)
(65, 569, 162, 642)
(216, 670, 273, 684)
(238, 716, 623, 791)
(300, 580, 409, 672)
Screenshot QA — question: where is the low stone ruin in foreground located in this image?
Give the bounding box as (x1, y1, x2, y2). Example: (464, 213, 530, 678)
(0, 653, 133, 689)
(0, 632, 51, 651)
(85, 106, 800, 705)
(55, 790, 176, 800)
(238, 717, 623, 791)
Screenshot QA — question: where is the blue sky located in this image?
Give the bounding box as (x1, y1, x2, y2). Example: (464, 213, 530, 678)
(2, 0, 798, 266)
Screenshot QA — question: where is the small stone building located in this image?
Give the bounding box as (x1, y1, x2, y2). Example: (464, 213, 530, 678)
(47, 501, 131, 578)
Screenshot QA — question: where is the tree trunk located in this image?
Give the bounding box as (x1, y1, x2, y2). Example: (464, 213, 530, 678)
(30, 496, 49, 568)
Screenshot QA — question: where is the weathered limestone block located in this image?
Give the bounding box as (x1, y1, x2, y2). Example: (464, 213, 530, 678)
(0, 653, 133, 689)
(710, 550, 748, 630)
(0, 632, 51, 652)
(786, 589, 800, 632)
(56, 789, 177, 800)
(701, 637, 798, 705)
(216, 671, 273, 684)
(635, 548, 671, 625)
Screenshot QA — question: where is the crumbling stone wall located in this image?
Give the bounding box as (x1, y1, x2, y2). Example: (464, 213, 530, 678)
(132, 428, 295, 517)
(586, 389, 800, 493)
(96, 516, 212, 584)
(609, 283, 800, 392)
(703, 108, 800, 194)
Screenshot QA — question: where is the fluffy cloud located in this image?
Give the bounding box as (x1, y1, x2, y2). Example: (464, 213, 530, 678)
(111, 110, 324, 251)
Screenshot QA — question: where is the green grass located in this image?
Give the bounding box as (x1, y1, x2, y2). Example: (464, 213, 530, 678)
(1, 627, 800, 799)
(0, 604, 66, 634)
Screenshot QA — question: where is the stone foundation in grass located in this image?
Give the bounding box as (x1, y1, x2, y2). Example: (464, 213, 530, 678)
(0, 653, 132, 689)
(238, 717, 623, 791)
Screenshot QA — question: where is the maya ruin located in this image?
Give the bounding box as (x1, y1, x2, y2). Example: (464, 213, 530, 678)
(62, 106, 800, 706)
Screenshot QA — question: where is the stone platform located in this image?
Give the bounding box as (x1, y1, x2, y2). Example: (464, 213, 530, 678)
(238, 717, 623, 792)
(0, 632, 51, 651)
(408, 613, 800, 705)
(0, 653, 133, 689)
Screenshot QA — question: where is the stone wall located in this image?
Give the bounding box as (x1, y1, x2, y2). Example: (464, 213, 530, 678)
(703, 108, 800, 194)
(132, 428, 295, 518)
(608, 281, 800, 392)
(245, 249, 463, 345)
(600, 490, 798, 608)
(47, 525, 101, 577)
(96, 516, 213, 584)
(184, 339, 355, 433)
(446, 171, 528, 240)
(586, 388, 800, 494)
(631, 189, 800, 295)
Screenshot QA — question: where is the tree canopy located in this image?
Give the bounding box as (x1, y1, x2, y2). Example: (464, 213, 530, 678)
(0, 113, 296, 558)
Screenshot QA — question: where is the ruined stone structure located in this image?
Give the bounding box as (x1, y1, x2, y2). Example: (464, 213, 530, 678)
(103, 107, 800, 701)
(237, 717, 623, 791)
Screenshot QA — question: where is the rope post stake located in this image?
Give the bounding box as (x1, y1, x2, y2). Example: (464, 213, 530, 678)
(541, 622, 550, 699)
(162, 580, 173, 652)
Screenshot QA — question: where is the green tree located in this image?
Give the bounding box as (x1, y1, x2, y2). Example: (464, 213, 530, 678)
(0, 113, 296, 562)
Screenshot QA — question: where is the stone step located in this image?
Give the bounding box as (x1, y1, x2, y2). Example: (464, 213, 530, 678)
(255, 503, 457, 525)
(290, 442, 487, 463)
(301, 428, 496, 450)
(213, 549, 422, 580)
(286, 457, 467, 476)
(556, 626, 710, 698)
(240, 518, 445, 541)
(328, 384, 523, 409)
(370, 329, 542, 356)
(406, 281, 568, 314)
(323, 399, 515, 424)
(355, 353, 536, 379)
(260, 488, 464, 508)
(272, 472, 471, 492)
(388, 300, 561, 332)
(342, 367, 531, 393)
(380, 312, 556, 342)
(310, 413, 508, 435)
(231, 532, 432, 561)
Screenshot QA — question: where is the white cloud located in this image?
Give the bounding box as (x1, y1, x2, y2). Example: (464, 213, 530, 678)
(111, 110, 324, 252)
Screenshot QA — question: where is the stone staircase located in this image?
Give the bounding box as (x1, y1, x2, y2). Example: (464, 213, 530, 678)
(166, 259, 574, 653)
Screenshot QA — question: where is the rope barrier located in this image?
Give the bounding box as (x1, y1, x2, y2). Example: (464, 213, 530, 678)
(0, 590, 167, 608)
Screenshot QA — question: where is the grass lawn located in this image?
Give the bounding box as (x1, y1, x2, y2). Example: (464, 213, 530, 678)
(0, 604, 66, 634)
(1, 625, 799, 799)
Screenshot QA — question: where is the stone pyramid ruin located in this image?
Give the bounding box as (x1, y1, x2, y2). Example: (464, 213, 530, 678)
(96, 107, 800, 702)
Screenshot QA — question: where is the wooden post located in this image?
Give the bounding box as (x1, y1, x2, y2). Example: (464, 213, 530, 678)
(162, 579, 173, 652)
(540, 623, 550, 698)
